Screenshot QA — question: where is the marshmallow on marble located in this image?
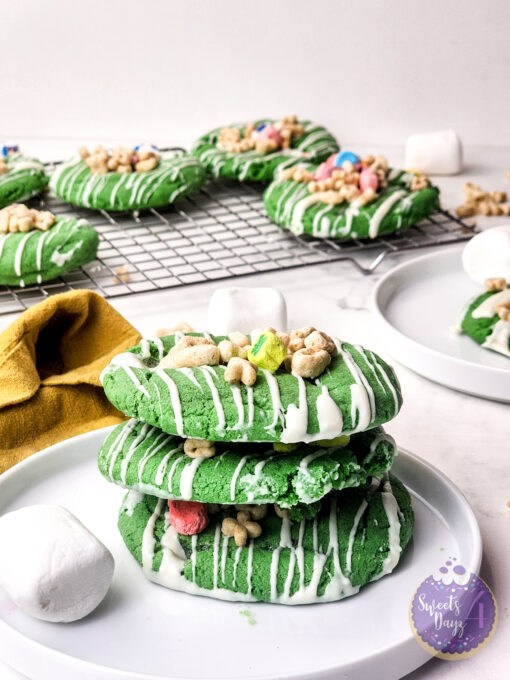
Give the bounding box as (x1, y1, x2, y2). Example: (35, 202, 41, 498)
(207, 287, 287, 334)
(462, 225, 510, 284)
(0, 506, 114, 623)
(405, 130, 462, 175)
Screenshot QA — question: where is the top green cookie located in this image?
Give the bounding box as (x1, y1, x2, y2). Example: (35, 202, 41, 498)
(264, 163, 440, 240)
(101, 333, 402, 443)
(461, 287, 510, 358)
(0, 155, 49, 209)
(50, 151, 206, 211)
(191, 119, 339, 182)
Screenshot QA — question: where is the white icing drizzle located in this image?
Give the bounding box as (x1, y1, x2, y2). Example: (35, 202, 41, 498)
(155, 369, 184, 436)
(107, 418, 138, 477)
(177, 367, 202, 389)
(220, 534, 229, 584)
(14, 231, 35, 276)
(246, 386, 254, 427)
(368, 190, 407, 238)
(122, 489, 144, 517)
(100, 351, 147, 384)
(120, 423, 153, 483)
(315, 384, 344, 439)
(261, 369, 282, 431)
(164, 455, 185, 493)
(472, 289, 510, 318)
(232, 546, 242, 588)
(228, 383, 245, 430)
(373, 474, 402, 580)
(191, 534, 197, 582)
(230, 455, 251, 500)
(212, 524, 221, 590)
(482, 319, 510, 357)
(154, 448, 180, 487)
(123, 366, 150, 398)
(179, 456, 204, 500)
(138, 432, 175, 480)
(199, 366, 225, 432)
(281, 373, 308, 443)
(345, 500, 368, 574)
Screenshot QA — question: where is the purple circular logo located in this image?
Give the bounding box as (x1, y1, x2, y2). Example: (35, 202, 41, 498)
(410, 558, 497, 659)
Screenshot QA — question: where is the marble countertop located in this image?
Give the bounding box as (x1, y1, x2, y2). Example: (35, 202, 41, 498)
(0, 143, 509, 679)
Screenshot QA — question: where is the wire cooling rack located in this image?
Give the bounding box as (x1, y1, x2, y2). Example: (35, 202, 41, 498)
(0, 154, 477, 315)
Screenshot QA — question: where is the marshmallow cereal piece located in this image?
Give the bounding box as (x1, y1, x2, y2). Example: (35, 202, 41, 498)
(462, 225, 510, 285)
(207, 287, 287, 334)
(405, 129, 462, 175)
(0, 505, 114, 623)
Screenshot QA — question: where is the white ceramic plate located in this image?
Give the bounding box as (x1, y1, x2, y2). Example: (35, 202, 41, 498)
(0, 428, 481, 680)
(371, 244, 510, 402)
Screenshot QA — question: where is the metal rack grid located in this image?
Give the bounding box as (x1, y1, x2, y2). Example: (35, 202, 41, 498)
(0, 159, 477, 315)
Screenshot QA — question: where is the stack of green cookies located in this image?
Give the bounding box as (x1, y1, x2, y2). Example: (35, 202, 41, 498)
(98, 326, 413, 604)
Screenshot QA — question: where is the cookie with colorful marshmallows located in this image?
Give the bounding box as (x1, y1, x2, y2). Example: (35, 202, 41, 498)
(50, 145, 205, 211)
(98, 322, 412, 604)
(0, 204, 98, 287)
(99, 328, 403, 442)
(263, 151, 440, 240)
(191, 116, 339, 182)
(0, 149, 49, 209)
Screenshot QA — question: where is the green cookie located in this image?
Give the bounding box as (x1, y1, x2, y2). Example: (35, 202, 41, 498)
(263, 165, 440, 239)
(191, 120, 339, 182)
(117, 473, 413, 604)
(101, 333, 402, 442)
(50, 151, 205, 211)
(98, 419, 395, 508)
(0, 216, 99, 287)
(0, 155, 49, 209)
(461, 287, 510, 358)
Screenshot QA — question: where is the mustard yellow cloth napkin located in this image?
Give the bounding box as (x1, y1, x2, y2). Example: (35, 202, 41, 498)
(0, 290, 141, 473)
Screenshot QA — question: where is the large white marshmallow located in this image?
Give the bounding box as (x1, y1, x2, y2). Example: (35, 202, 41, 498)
(405, 129, 462, 175)
(462, 225, 510, 285)
(0, 505, 114, 623)
(207, 287, 287, 334)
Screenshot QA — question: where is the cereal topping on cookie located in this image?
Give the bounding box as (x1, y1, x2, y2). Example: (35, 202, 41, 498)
(282, 151, 430, 208)
(79, 144, 160, 174)
(217, 115, 305, 154)
(0, 204, 55, 234)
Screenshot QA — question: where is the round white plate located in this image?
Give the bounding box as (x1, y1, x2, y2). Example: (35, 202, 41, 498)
(0, 428, 481, 680)
(371, 244, 510, 402)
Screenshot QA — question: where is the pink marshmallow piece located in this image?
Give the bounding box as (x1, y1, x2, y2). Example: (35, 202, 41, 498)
(359, 169, 379, 192)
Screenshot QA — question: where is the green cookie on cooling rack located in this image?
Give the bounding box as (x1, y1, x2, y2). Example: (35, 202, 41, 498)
(263, 151, 440, 240)
(191, 116, 339, 182)
(50, 146, 206, 212)
(0, 212, 98, 288)
(0, 153, 49, 209)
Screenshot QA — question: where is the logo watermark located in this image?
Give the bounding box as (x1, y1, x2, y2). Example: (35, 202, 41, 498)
(410, 558, 497, 660)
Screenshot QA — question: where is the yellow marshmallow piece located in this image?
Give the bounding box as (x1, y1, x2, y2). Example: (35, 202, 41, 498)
(247, 331, 287, 372)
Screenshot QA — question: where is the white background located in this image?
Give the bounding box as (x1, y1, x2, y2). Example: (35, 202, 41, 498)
(2, 0, 510, 148)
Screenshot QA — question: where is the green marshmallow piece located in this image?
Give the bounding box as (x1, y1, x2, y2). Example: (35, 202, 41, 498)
(247, 331, 287, 372)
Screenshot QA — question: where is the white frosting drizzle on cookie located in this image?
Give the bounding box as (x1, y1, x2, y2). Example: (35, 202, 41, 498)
(128, 468, 405, 604)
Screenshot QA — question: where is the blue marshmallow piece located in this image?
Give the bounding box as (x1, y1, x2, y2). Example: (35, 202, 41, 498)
(333, 150, 360, 167)
(256, 123, 267, 132)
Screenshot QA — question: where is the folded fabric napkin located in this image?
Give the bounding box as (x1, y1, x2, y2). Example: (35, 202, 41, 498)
(0, 290, 141, 473)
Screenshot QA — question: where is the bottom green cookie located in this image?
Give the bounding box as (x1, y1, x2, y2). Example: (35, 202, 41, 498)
(0, 216, 99, 287)
(118, 473, 414, 604)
